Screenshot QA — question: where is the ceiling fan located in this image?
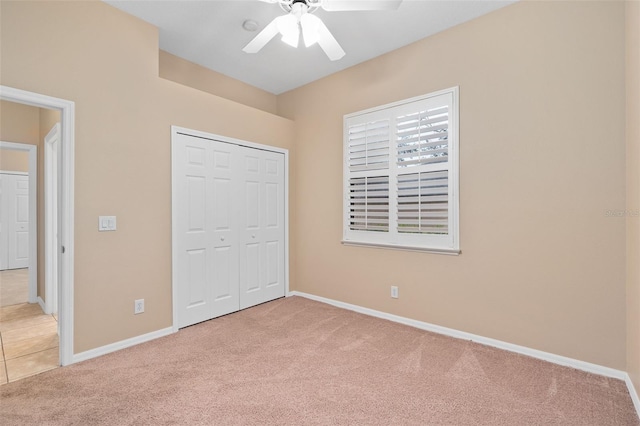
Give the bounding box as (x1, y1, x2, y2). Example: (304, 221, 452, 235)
(243, 0, 402, 61)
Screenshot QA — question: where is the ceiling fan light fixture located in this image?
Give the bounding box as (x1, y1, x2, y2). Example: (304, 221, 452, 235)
(300, 13, 320, 47)
(245, 0, 400, 60)
(276, 14, 299, 47)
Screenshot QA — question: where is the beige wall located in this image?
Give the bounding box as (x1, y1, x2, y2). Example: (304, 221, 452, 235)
(278, 1, 627, 369)
(626, 0, 640, 398)
(0, 100, 36, 174)
(0, 149, 29, 172)
(0, 0, 295, 353)
(0, 100, 40, 145)
(159, 50, 278, 114)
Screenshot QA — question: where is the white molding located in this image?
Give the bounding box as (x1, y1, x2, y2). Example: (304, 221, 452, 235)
(0, 170, 28, 176)
(287, 291, 628, 381)
(0, 141, 37, 303)
(72, 327, 174, 364)
(1, 85, 75, 366)
(37, 296, 46, 313)
(341, 240, 461, 255)
(626, 374, 640, 419)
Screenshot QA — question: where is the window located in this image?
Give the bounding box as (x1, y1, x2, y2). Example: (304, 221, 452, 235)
(343, 87, 459, 254)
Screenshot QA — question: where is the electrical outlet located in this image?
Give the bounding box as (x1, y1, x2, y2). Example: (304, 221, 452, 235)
(391, 286, 399, 299)
(134, 299, 144, 314)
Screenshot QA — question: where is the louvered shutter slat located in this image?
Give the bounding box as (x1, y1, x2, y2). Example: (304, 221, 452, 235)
(348, 119, 390, 171)
(397, 106, 450, 169)
(397, 171, 449, 235)
(348, 176, 390, 232)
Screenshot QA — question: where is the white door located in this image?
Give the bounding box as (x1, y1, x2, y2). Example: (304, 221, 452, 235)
(173, 134, 240, 328)
(238, 149, 285, 309)
(173, 132, 286, 328)
(0, 173, 30, 271)
(45, 123, 60, 315)
(0, 174, 8, 270)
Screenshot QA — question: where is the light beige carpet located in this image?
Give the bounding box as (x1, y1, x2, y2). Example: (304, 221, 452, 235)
(0, 269, 29, 307)
(0, 296, 638, 425)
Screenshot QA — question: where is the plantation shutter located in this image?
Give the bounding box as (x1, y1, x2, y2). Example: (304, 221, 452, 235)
(395, 101, 450, 236)
(348, 176, 389, 232)
(397, 171, 448, 234)
(396, 105, 449, 169)
(347, 119, 390, 171)
(343, 88, 459, 253)
(347, 118, 390, 233)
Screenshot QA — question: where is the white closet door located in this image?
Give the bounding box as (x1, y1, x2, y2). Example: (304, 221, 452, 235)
(8, 175, 30, 269)
(0, 174, 9, 270)
(0, 174, 29, 271)
(209, 144, 240, 316)
(173, 134, 240, 328)
(173, 131, 286, 329)
(238, 148, 285, 309)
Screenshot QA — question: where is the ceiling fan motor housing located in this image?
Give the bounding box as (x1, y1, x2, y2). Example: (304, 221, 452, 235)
(282, 0, 320, 14)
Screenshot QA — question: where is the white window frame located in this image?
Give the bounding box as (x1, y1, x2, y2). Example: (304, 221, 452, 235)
(342, 87, 460, 255)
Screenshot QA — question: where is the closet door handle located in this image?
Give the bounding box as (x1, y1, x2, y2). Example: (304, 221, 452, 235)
(252, 235, 256, 239)
(220, 237, 225, 241)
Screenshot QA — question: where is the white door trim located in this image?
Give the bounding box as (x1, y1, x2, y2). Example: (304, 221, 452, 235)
(0, 143, 37, 303)
(170, 125, 290, 333)
(44, 123, 60, 315)
(0, 86, 75, 366)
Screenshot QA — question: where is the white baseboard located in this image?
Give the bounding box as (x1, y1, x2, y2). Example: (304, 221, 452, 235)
(287, 291, 627, 380)
(72, 327, 174, 364)
(37, 296, 46, 313)
(626, 374, 640, 418)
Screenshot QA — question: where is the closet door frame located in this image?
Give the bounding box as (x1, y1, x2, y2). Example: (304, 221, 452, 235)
(170, 126, 290, 333)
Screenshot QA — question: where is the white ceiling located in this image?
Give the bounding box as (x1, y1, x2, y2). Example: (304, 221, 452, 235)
(105, 0, 516, 95)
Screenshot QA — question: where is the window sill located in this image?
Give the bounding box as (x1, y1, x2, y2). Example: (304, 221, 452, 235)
(341, 240, 460, 255)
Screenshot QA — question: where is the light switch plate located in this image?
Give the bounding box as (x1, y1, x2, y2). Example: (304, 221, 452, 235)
(98, 216, 117, 231)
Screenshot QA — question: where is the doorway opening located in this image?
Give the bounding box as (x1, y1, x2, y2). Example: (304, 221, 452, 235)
(0, 86, 75, 377)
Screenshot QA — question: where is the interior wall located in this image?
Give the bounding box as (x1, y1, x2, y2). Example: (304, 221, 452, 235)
(0, 0, 295, 354)
(0, 149, 28, 172)
(159, 50, 278, 115)
(278, 0, 627, 369)
(626, 0, 640, 398)
(0, 100, 40, 145)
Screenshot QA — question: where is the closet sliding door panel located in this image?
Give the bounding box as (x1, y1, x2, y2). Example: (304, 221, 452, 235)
(239, 148, 285, 309)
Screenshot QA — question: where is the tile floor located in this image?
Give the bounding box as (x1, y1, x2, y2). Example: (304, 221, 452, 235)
(0, 268, 29, 307)
(0, 303, 59, 384)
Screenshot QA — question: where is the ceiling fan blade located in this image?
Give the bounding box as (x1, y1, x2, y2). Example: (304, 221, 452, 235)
(321, 0, 402, 12)
(316, 19, 345, 61)
(242, 18, 279, 54)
